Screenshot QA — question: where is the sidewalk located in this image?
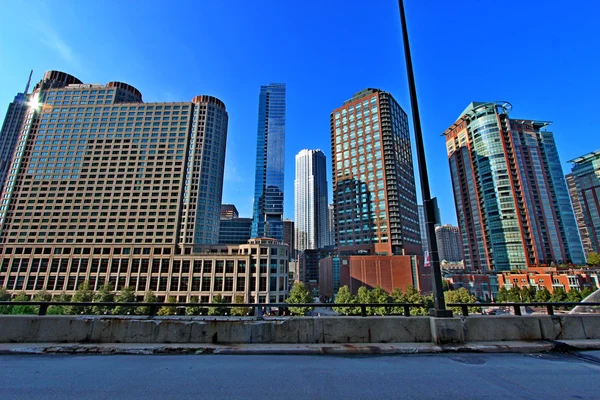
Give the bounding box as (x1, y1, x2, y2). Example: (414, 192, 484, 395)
(1, 340, 599, 355)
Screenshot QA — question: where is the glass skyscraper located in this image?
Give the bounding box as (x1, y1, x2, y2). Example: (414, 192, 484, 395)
(294, 149, 328, 252)
(568, 150, 600, 254)
(444, 101, 585, 271)
(251, 83, 286, 241)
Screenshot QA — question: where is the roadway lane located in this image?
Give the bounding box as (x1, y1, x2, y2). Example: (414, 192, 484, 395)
(1, 353, 599, 399)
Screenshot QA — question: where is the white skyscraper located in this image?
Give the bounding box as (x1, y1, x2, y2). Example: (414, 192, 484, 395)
(294, 149, 328, 252)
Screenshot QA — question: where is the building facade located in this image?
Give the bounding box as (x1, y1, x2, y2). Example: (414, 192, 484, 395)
(444, 101, 585, 271)
(0, 72, 34, 195)
(435, 224, 463, 262)
(497, 267, 599, 294)
(282, 219, 295, 261)
(0, 71, 287, 301)
(299, 247, 336, 294)
(220, 204, 239, 220)
(294, 149, 328, 252)
(330, 89, 421, 256)
(319, 254, 431, 299)
(327, 204, 335, 246)
(251, 83, 286, 241)
(568, 150, 600, 254)
(417, 203, 441, 256)
(218, 218, 252, 245)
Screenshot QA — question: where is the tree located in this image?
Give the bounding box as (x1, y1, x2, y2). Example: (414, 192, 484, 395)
(581, 287, 595, 300)
(507, 286, 522, 302)
(286, 282, 313, 316)
(534, 287, 552, 302)
(333, 285, 359, 315)
(92, 282, 116, 315)
(586, 252, 600, 266)
(371, 286, 391, 316)
(33, 290, 52, 302)
(0, 287, 11, 314)
(157, 296, 177, 316)
(48, 292, 71, 315)
(135, 291, 157, 315)
(551, 287, 567, 303)
(404, 285, 428, 316)
(208, 294, 226, 316)
(185, 296, 202, 316)
(66, 281, 94, 315)
(11, 292, 36, 315)
(113, 287, 136, 315)
(566, 288, 583, 303)
(497, 287, 509, 303)
(441, 279, 450, 292)
(445, 288, 480, 315)
(390, 287, 407, 315)
(230, 295, 251, 316)
(520, 286, 537, 303)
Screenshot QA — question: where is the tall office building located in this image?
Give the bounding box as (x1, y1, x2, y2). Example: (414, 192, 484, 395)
(0, 71, 289, 302)
(220, 204, 239, 220)
(435, 224, 463, 262)
(568, 150, 600, 254)
(294, 149, 328, 252)
(327, 203, 335, 246)
(566, 173, 593, 254)
(218, 218, 252, 245)
(0, 71, 33, 194)
(282, 219, 295, 261)
(417, 203, 441, 255)
(251, 83, 286, 241)
(444, 101, 585, 271)
(330, 88, 421, 256)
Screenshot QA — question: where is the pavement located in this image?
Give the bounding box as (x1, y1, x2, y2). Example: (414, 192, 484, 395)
(1, 352, 599, 399)
(1, 340, 600, 355)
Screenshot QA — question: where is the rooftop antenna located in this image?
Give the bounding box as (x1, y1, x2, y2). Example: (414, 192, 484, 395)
(24, 70, 33, 94)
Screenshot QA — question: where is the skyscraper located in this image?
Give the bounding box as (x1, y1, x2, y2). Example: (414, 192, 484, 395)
(252, 83, 286, 241)
(220, 204, 239, 220)
(282, 219, 296, 261)
(568, 150, 600, 254)
(330, 88, 421, 256)
(0, 71, 289, 303)
(444, 101, 585, 271)
(294, 149, 328, 252)
(327, 203, 335, 246)
(566, 173, 593, 254)
(418, 203, 440, 255)
(0, 70, 228, 247)
(435, 224, 463, 262)
(0, 71, 33, 194)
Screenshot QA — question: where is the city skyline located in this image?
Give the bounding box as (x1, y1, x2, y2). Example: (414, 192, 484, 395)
(2, 1, 598, 227)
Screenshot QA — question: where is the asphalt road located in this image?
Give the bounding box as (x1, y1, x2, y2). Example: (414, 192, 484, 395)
(1, 352, 599, 399)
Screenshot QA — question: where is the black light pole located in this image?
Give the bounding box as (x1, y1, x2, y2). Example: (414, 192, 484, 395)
(398, 0, 451, 317)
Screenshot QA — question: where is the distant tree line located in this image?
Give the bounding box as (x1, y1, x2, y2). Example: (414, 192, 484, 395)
(495, 286, 595, 304)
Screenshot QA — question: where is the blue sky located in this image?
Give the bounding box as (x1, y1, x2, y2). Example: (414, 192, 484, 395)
(1, 0, 599, 225)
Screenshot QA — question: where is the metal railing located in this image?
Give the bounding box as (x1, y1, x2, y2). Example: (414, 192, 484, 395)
(2, 301, 599, 318)
(447, 302, 600, 317)
(0, 301, 425, 318)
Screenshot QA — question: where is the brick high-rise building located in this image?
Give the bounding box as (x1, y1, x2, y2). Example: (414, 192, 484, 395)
(568, 150, 600, 254)
(444, 101, 585, 271)
(0, 71, 289, 302)
(435, 224, 463, 262)
(330, 89, 421, 256)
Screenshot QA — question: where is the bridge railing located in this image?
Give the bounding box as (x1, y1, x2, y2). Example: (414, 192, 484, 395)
(1, 301, 599, 318)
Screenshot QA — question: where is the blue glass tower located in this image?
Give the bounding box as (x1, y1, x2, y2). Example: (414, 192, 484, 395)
(252, 83, 286, 241)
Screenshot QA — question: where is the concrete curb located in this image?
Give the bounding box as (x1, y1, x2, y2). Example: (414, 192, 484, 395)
(2, 340, 599, 356)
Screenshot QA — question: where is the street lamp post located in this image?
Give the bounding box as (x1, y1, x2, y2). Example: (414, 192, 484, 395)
(397, 0, 452, 317)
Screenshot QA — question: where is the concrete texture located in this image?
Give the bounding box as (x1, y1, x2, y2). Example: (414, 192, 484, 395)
(1, 314, 600, 344)
(2, 353, 600, 400)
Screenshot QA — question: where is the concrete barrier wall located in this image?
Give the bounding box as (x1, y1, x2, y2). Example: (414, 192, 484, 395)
(0, 315, 598, 344)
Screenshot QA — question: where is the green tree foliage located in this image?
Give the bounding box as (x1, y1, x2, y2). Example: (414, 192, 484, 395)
(33, 290, 52, 302)
(11, 292, 36, 315)
(520, 286, 537, 303)
(442, 279, 450, 292)
(333, 285, 359, 315)
(208, 294, 226, 316)
(551, 287, 567, 302)
(444, 288, 480, 315)
(230, 295, 251, 316)
(185, 296, 202, 316)
(135, 291, 157, 315)
(356, 286, 375, 315)
(390, 287, 407, 315)
(113, 287, 136, 315)
(534, 287, 552, 302)
(371, 286, 391, 316)
(157, 296, 178, 316)
(286, 282, 313, 316)
(48, 292, 71, 315)
(92, 283, 116, 315)
(496, 287, 509, 303)
(404, 285, 429, 315)
(586, 252, 600, 266)
(507, 286, 523, 302)
(566, 288, 583, 303)
(581, 287, 595, 299)
(0, 287, 11, 314)
(67, 281, 94, 315)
